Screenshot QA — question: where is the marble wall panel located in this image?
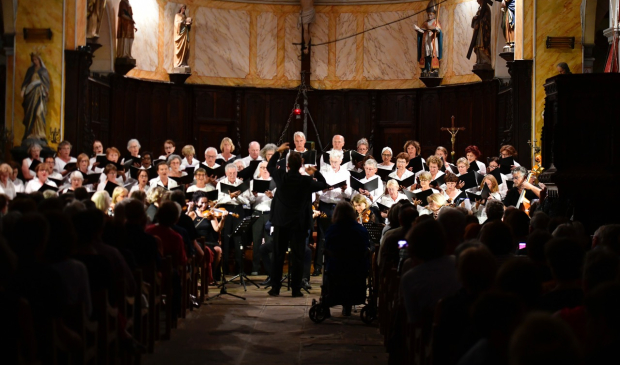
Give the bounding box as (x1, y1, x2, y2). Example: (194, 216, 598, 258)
(284, 13, 301, 80)
(452, 1, 478, 76)
(336, 13, 357, 80)
(310, 13, 329, 80)
(257, 12, 277, 79)
(363, 11, 418, 80)
(132, 0, 159, 72)
(195, 7, 250, 78)
(163, 2, 183, 72)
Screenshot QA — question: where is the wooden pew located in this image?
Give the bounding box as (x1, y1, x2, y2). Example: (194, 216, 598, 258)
(160, 256, 173, 340)
(132, 269, 149, 363)
(92, 290, 119, 365)
(141, 263, 161, 354)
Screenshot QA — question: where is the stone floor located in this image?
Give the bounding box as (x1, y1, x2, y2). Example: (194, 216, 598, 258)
(143, 275, 387, 365)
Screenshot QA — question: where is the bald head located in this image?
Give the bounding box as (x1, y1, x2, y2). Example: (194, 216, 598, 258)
(248, 141, 261, 159)
(332, 135, 345, 150)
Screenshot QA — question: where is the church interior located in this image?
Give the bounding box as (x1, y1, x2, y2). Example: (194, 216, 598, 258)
(1, 0, 619, 364)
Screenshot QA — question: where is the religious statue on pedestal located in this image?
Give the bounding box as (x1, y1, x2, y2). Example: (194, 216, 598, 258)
(21, 52, 50, 144)
(86, 0, 107, 39)
(298, 0, 315, 54)
(415, 0, 443, 77)
(117, 0, 137, 59)
(468, 0, 492, 67)
(501, 0, 515, 52)
(174, 5, 192, 70)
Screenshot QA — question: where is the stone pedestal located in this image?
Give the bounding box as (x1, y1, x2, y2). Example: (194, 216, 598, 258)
(114, 57, 136, 76)
(419, 77, 443, 88)
(472, 63, 494, 81)
(169, 66, 192, 84)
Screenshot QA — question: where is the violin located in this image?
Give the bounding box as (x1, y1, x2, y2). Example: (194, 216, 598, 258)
(202, 207, 240, 219)
(360, 209, 372, 223)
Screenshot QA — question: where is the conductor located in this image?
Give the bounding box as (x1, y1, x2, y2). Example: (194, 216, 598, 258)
(267, 143, 328, 297)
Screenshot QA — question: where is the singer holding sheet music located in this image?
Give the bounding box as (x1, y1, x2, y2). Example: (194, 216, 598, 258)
(375, 179, 408, 220)
(25, 163, 57, 193)
(389, 152, 415, 184)
(21, 142, 42, 181)
(267, 144, 329, 297)
(216, 163, 250, 275)
(315, 149, 352, 275)
(351, 159, 384, 205)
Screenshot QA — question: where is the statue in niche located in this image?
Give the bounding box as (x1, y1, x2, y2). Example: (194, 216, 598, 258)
(415, 0, 443, 77)
(86, 0, 107, 39)
(174, 5, 192, 69)
(117, 0, 137, 59)
(468, 0, 492, 67)
(21, 52, 50, 143)
(298, 0, 315, 54)
(501, 0, 515, 51)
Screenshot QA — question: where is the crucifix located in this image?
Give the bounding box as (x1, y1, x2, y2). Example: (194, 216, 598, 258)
(440, 116, 465, 163)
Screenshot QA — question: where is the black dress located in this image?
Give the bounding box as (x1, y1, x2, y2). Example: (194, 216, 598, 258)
(194, 215, 219, 246)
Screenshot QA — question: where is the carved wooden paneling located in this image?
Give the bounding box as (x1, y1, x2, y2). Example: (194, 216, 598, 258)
(100, 77, 502, 168)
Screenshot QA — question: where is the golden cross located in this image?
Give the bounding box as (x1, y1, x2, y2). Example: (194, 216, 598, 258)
(440, 116, 465, 163)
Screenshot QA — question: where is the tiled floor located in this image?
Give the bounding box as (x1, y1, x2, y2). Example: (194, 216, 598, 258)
(143, 275, 387, 365)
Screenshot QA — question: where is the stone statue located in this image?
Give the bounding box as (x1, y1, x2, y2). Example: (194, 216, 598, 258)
(174, 5, 192, 69)
(501, 0, 515, 51)
(468, 0, 492, 66)
(21, 52, 50, 143)
(415, 0, 443, 77)
(86, 0, 107, 39)
(117, 0, 137, 59)
(298, 0, 315, 54)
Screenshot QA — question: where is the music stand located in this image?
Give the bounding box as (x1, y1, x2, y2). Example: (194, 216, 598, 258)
(226, 216, 261, 291)
(363, 223, 385, 244)
(207, 262, 247, 301)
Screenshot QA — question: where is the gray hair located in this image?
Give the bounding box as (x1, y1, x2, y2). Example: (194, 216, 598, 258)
(248, 141, 260, 148)
(235, 160, 246, 168)
(512, 166, 528, 178)
(294, 131, 306, 140)
(225, 163, 238, 172)
(260, 143, 277, 159)
(70, 171, 84, 181)
(364, 158, 378, 169)
(127, 138, 141, 149)
(205, 147, 217, 155)
(329, 150, 344, 161)
(167, 154, 182, 166)
(357, 138, 369, 148)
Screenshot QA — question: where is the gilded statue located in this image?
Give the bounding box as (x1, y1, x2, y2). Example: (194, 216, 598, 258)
(415, 0, 443, 77)
(174, 5, 192, 68)
(21, 53, 50, 143)
(117, 0, 137, 59)
(86, 0, 107, 39)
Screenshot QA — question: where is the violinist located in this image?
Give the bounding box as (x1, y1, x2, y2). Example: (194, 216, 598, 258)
(189, 191, 228, 281)
(352, 194, 375, 224)
(388, 152, 414, 185)
(503, 166, 542, 208)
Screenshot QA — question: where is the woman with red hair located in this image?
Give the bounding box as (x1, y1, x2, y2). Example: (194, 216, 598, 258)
(465, 145, 486, 175)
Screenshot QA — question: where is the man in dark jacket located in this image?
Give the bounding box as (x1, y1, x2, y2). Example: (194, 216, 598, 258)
(267, 143, 328, 297)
